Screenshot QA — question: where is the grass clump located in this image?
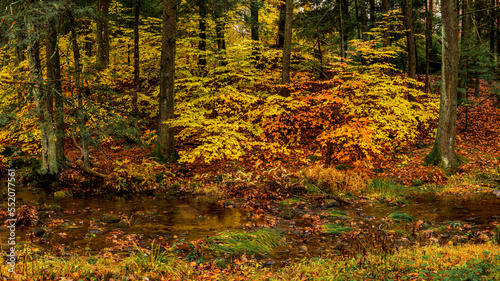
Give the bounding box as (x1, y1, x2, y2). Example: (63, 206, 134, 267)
(321, 223, 353, 235)
(304, 165, 368, 195)
(388, 211, 414, 223)
(328, 209, 348, 218)
(206, 228, 285, 256)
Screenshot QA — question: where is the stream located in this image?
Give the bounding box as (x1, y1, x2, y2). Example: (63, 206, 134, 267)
(1, 185, 499, 261)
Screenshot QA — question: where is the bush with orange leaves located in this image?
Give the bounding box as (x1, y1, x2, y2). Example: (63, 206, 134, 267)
(304, 165, 369, 195)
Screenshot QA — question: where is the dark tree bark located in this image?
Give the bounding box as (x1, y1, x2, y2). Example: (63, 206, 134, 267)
(69, 12, 91, 169)
(133, 0, 141, 116)
(489, 0, 495, 54)
(281, 0, 292, 97)
(158, 0, 178, 162)
(25, 6, 59, 177)
(404, 0, 417, 99)
(425, 0, 433, 92)
(459, 0, 472, 101)
(425, 0, 460, 170)
(214, 1, 227, 67)
(45, 11, 65, 162)
(96, 0, 109, 69)
(197, 0, 207, 76)
(277, 3, 285, 49)
(250, 0, 260, 61)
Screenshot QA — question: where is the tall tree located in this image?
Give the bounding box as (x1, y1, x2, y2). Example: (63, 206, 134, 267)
(69, 11, 91, 169)
(25, 1, 59, 178)
(250, 0, 260, 61)
(158, 0, 179, 162)
(96, 0, 110, 68)
(404, 0, 417, 99)
(424, 0, 433, 92)
(281, 0, 292, 97)
(214, 0, 228, 67)
(197, 0, 207, 76)
(45, 6, 65, 162)
(132, 0, 140, 116)
(276, 2, 285, 49)
(425, 0, 459, 170)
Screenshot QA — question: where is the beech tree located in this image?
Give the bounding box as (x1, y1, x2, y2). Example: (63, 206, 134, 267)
(425, 0, 459, 170)
(157, 0, 179, 162)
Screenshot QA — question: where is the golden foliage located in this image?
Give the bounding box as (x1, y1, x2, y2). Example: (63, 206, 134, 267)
(304, 165, 369, 195)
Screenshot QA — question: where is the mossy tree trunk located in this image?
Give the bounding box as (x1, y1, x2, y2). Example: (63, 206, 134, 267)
(45, 11, 65, 163)
(25, 9, 59, 178)
(424, 0, 459, 170)
(132, 0, 140, 116)
(158, 0, 179, 162)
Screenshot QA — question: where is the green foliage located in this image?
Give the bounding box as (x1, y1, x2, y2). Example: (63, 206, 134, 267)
(321, 223, 353, 235)
(206, 229, 284, 256)
(387, 211, 414, 223)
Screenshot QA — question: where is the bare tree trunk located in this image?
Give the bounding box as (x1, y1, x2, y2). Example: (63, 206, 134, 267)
(425, 0, 459, 170)
(96, 0, 109, 69)
(459, 0, 471, 102)
(214, 2, 227, 67)
(425, 0, 433, 92)
(26, 14, 59, 178)
(277, 3, 285, 48)
(198, 0, 207, 76)
(46, 12, 65, 163)
(158, 0, 179, 162)
(405, 0, 417, 100)
(281, 0, 292, 97)
(69, 12, 91, 169)
(133, 0, 140, 116)
(250, 0, 260, 62)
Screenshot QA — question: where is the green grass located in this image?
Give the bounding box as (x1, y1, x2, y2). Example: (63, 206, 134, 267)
(205, 228, 285, 256)
(321, 223, 353, 235)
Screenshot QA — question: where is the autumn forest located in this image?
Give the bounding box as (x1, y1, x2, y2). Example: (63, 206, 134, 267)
(0, 0, 500, 280)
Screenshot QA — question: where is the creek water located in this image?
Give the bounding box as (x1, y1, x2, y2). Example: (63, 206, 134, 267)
(0, 185, 499, 258)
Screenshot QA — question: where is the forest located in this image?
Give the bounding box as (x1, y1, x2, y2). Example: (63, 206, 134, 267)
(0, 0, 500, 280)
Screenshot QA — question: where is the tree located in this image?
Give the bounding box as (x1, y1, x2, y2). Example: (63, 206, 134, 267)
(96, 0, 110, 69)
(158, 0, 179, 162)
(25, 1, 59, 178)
(250, 0, 260, 61)
(404, 0, 417, 101)
(132, 0, 140, 116)
(281, 0, 292, 97)
(424, 0, 433, 92)
(425, 0, 459, 170)
(197, 0, 207, 76)
(45, 4, 65, 162)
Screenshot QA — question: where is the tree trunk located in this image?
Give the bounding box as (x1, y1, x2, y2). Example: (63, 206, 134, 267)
(45, 12, 65, 162)
(214, 2, 227, 67)
(250, 0, 260, 62)
(277, 3, 285, 48)
(425, 0, 433, 92)
(26, 14, 59, 178)
(198, 0, 207, 76)
(133, 0, 140, 116)
(281, 0, 292, 97)
(459, 0, 471, 102)
(96, 0, 109, 69)
(405, 0, 417, 100)
(158, 0, 179, 162)
(69, 12, 91, 169)
(424, 0, 459, 170)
